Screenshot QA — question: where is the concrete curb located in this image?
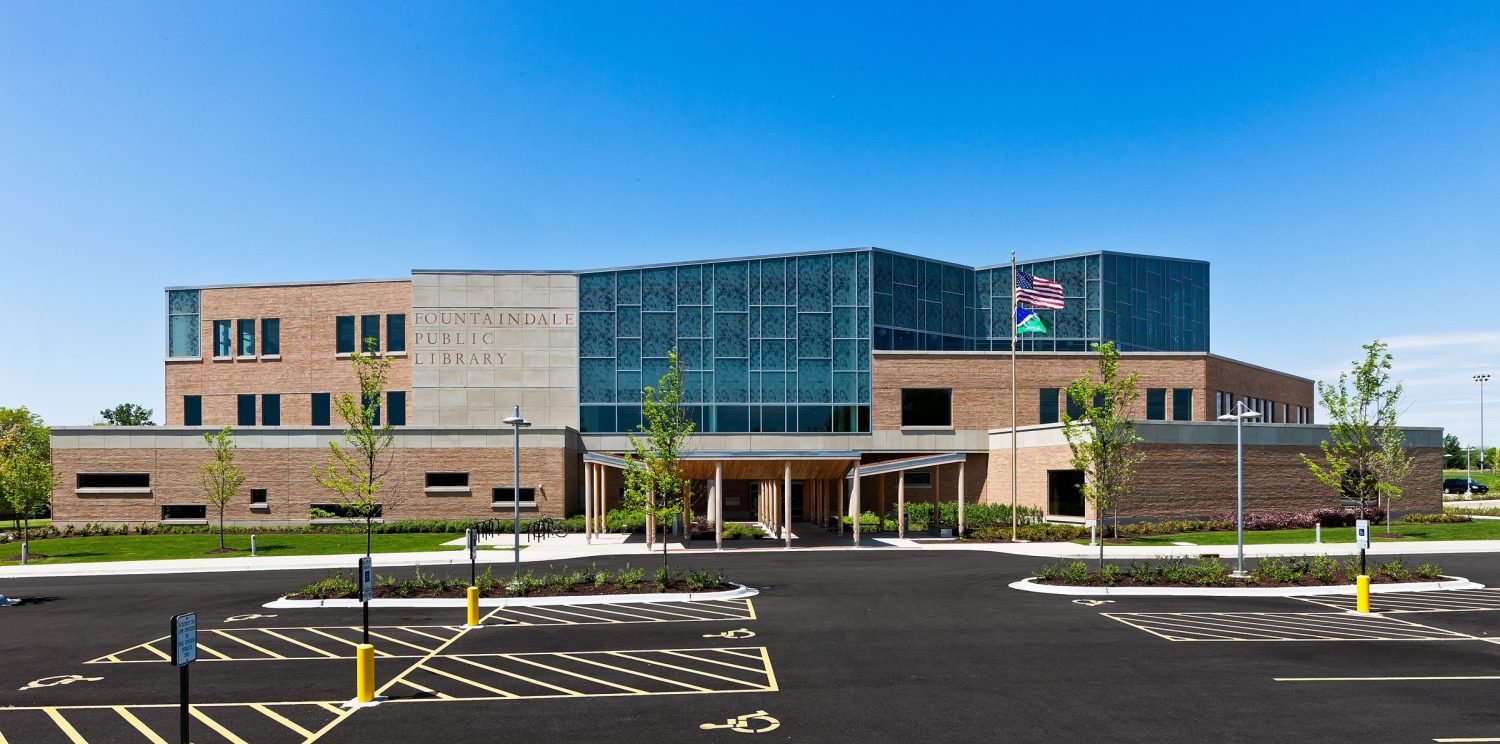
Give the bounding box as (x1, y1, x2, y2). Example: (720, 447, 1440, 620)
(1008, 576, 1483, 597)
(263, 582, 758, 609)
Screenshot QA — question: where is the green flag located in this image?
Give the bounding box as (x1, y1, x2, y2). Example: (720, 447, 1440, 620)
(1016, 307, 1048, 335)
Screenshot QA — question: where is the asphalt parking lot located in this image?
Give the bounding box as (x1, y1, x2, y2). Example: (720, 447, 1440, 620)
(4, 549, 1500, 743)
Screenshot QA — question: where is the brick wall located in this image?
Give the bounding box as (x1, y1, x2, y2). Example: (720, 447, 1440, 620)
(165, 281, 412, 426)
(54, 444, 572, 525)
(872, 352, 1313, 431)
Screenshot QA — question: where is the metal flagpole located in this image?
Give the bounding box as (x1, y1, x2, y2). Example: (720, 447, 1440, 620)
(1010, 250, 1019, 542)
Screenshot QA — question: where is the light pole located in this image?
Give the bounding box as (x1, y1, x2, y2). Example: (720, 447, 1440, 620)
(1218, 401, 1262, 577)
(1477, 374, 1490, 473)
(502, 406, 531, 580)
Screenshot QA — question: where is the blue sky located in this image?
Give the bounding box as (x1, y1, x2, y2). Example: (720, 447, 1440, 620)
(1, 2, 1496, 444)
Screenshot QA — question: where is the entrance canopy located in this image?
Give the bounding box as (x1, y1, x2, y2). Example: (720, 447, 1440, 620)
(581, 450, 860, 481)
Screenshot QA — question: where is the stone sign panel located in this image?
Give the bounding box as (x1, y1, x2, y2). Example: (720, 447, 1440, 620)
(410, 273, 579, 428)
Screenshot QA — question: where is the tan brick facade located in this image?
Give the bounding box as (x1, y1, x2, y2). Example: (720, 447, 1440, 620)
(166, 280, 412, 427)
(872, 352, 1314, 431)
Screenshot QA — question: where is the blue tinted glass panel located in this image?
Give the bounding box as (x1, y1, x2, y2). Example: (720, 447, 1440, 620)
(677, 338, 702, 369)
(617, 371, 641, 403)
(715, 312, 747, 357)
(360, 315, 379, 353)
(579, 273, 615, 311)
(831, 252, 856, 305)
(616, 305, 640, 338)
(616, 270, 640, 305)
(580, 406, 614, 433)
(385, 315, 404, 353)
(678, 265, 701, 305)
(170, 316, 200, 357)
(643, 267, 675, 311)
(617, 405, 641, 432)
(261, 394, 280, 426)
(617, 338, 640, 371)
(677, 307, 701, 337)
(260, 318, 280, 355)
(715, 358, 748, 403)
(796, 254, 830, 311)
(580, 312, 614, 357)
(797, 405, 832, 433)
(642, 312, 675, 357)
(581, 359, 615, 403)
(797, 313, 831, 358)
(183, 396, 201, 426)
(336, 316, 354, 354)
(759, 405, 786, 433)
(760, 307, 784, 338)
(716, 405, 750, 433)
(761, 371, 784, 403)
(214, 320, 233, 357)
(714, 262, 747, 310)
(237, 395, 256, 426)
(797, 359, 830, 402)
(311, 393, 331, 426)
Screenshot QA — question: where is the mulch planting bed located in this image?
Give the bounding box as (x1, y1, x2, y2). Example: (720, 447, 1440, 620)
(1034, 573, 1440, 588)
(290, 580, 735, 600)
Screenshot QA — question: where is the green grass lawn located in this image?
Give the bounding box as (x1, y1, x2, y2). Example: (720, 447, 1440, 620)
(1075, 519, 1500, 547)
(1444, 470, 1500, 491)
(0, 532, 464, 565)
(4, 518, 50, 531)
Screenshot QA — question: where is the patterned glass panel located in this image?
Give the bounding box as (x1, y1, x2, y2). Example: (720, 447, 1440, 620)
(873, 250, 892, 295)
(761, 372, 785, 403)
(642, 312, 676, 357)
(677, 306, 701, 337)
(616, 305, 640, 338)
(677, 338, 702, 370)
(761, 339, 784, 371)
(678, 265, 702, 305)
(168, 290, 199, 314)
(616, 371, 641, 403)
(714, 262, 747, 311)
(831, 252, 856, 305)
(580, 312, 614, 357)
(617, 339, 641, 371)
(616, 270, 640, 305)
(579, 273, 614, 311)
(715, 358, 748, 403)
(797, 313, 831, 358)
(796, 254, 830, 311)
(581, 359, 615, 403)
(642, 267, 676, 311)
(715, 312, 748, 357)
(797, 359, 831, 402)
(760, 307, 784, 338)
(833, 372, 857, 404)
(169, 316, 199, 357)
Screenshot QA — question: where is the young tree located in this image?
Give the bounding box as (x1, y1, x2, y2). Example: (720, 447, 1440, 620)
(1443, 434, 1464, 470)
(1301, 341, 1414, 526)
(199, 426, 246, 551)
(98, 403, 155, 426)
(0, 407, 53, 558)
(311, 340, 396, 556)
(1061, 342, 1146, 569)
(622, 349, 694, 569)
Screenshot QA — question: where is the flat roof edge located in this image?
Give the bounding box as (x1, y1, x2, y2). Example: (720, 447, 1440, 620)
(166, 278, 410, 291)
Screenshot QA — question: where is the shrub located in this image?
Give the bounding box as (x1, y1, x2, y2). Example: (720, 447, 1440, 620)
(1126, 560, 1160, 585)
(1251, 557, 1300, 585)
(293, 571, 357, 599)
(722, 522, 766, 540)
(615, 565, 645, 590)
(1415, 562, 1444, 580)
(1376, 559, 1410, 581)
(653, 565, 681, 590)
(1032, 563, 1060, 581)
(1188, 557, 1229, 586)
(1401, 512, 1471, 524)
(1017, 523, 1090, 542)
(1061, 560, 1090, 584)
(1308, 555, 1340, 583)
(1098, 563, 1122, 586)
(685, 568, 726, 591)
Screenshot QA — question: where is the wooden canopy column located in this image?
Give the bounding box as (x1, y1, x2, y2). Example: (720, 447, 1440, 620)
(958, 456, 966, 537)
(851, 466, 862, 547)
(584, 460, 594, 544)
(897, 470, 906, 539)
(783, 461, 793, 549)
(714, 460, 723, 551)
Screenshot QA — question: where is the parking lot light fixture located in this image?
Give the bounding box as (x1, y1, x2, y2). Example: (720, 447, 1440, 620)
(1218, 401, 1263, 577)
(1476, 374, 1490, 473)
(502, 407, 532, 579)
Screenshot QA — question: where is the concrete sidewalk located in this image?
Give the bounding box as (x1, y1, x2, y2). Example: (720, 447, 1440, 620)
(2, 531, 1496, 579)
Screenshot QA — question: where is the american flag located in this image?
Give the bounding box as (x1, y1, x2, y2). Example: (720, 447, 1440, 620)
(1015, 270, 1065, 309)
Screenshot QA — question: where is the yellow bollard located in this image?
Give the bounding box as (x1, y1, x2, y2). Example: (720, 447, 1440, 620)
(467, 585, 480, 627)
(1356, 574, 1371, 613)
(356, 643, 375, 702)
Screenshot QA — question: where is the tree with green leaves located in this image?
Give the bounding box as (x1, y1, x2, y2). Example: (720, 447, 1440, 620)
(1301, 340, 1415, 528)
(1443, 434, 1465, 470)
(1061, 341, 1145, 569)
(623, 349, 695, 569)
(0, 407, 54, 559)
(98, 403, 155, 426)
(200, 426, 246, 551)
(311, 340, 396, 556)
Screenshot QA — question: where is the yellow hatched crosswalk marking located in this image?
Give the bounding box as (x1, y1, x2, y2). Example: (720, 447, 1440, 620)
(521, 605, 624, 623)
(208, 630, 286, 659)
(304, 627, 395, 656)
(189, 706, 249, 744)
(115, 706, 169, 744)
(251, 703, 316, 738)
(417, 663, 520, 698)
(257, 628, 342, 658)
(399, 627, 454, 643)
(611, 651, 764, 688)
(393, 678, 456, 700)
(141, 643, 172, 661)
(495, 606, 582, 624)
(505, 655, 648, 694)
(364, 629, 436, 653)
(557, 653, 714, 692)
(194, 643, 234, 660)
(43, 708, 87, 744)
(446, 654, 584, 696)
(573, 604, 676, 622)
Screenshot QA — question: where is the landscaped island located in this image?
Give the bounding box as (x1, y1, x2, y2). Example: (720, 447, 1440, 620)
(287, 563, 733, 599)
(1031, 555, 1445, 588)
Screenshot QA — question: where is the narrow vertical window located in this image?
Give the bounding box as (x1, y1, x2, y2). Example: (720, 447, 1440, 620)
(183, 395, 202, 426)
(388, 391, 406, 426)
(214, 320, 233, 357)
(237, 319, 256, 356)
(311, 393, 331, 426)
(1145, 388, 1166, 420)
(261, 318, 280, 356)
(237, 395, 256, 426)
(167, 289, 201, 357)
(1172, 388, 1192, 421)
(363, 393, 381, 426)
(387, 314, 406, 353)
(1039, 388, 1059, 424)
(361, 314, 380, 354)
(336, 316, 355, 354)
(261, 394, 280, 426)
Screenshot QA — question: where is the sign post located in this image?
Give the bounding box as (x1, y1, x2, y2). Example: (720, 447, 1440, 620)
(358, 556, 372, 645)
(466, 527, 478, 586)
(1355, 519, 1371, 573)
(171, 612, 197, 744)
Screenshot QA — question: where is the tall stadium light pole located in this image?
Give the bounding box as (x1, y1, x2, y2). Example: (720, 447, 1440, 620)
(1218, 401, 1262, 577)
(502, 407, 531, 579)
(1477, 374, 1491, 473)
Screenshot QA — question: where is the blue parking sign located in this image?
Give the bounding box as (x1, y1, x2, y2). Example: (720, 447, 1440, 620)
(171, 612, 197, 666)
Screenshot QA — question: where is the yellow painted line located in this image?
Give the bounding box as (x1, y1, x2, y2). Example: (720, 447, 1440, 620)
(717, 648, 764, 661)
(659, 648, 768, 675)
(573, 604, 678, 622)
(364, 629, 438, 653)
(256, 628, 342, 658)
(1435, 738, 1500, 742)
(392, 678, 456, 700)
(746, 599, 757, 620)
(559, 653, 715, 692)
(208, 629, 286, 659)
(447, 655, 583, 696)
(608, 651, 762, 688)
(116, 706, 169, 744)
(251, 703, 316, 738)
(493, 606, 580, 625)
(190, 706, 250, 744)
(318, 702, 346, 716)
(398, 627, 453, 642)
(1279, 675, 1500, 682)
(643, 602, 750, 620)
(519, 605, 624, 623)
(304, 628, 395, 656)
(0, 701, 346, 712)
(611, 603, 731, 621)
(43, 708, 87, 744)
(505, 655, 648, 694)
(194, 643, 234, 660)
(0, 729, 8, 744)
(759, 646, 780, 692)
(415, 663, 520, 698)
(141, 643, 173, 661)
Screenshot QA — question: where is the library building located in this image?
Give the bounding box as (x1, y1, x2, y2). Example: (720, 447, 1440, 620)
(50, 248, 1442, 540)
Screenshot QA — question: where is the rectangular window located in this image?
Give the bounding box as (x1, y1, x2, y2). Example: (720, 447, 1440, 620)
(237, 318, 255, 356)
(214, 320, 233, 357)
(250, 488, 268, 505)
(492, 487, 537, 505)
(1282, 403, 1289, 424)
(1066, 391, 1084, 420)
(336, 316, 355, 354)
(425, 472, 469, 491)
(361, 314, 380, 353)
(387, 391, 406, 426)
(160, 504, 207, 521)
(903, 471, 932, 488)
(1146, 388, 1166, 420)
(261, 394, 280, 426)
(900, 388, 952, 427)
(261, 318, 280, 356)
(166, 289, 200, 357)
(1039, 388, 1060, 424)
(1172, 389, 1192, 421)
(310, 503, 382, 519)
(363, 393, 381, 426)
(311, 393, 331, 426)
(183, 395, 202, 426)
(387, 314, 406, 352)
(77, 473, 150, 489)
(237, 394, 256, 426)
